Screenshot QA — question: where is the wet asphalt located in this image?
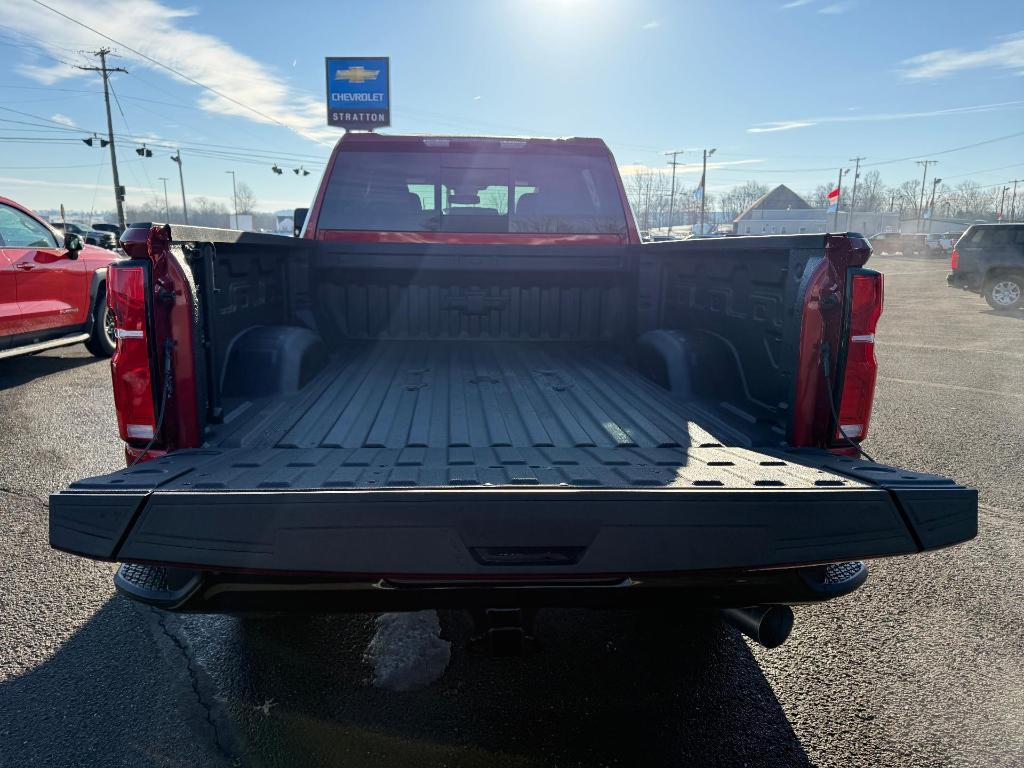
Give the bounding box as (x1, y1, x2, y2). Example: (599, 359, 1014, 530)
(1, 252, 1022, 768)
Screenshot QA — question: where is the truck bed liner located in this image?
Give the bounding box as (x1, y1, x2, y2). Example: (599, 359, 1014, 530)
(192, 341, 831, 491)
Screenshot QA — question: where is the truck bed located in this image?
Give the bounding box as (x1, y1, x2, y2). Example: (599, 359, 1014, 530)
(198, 340, 826, 491)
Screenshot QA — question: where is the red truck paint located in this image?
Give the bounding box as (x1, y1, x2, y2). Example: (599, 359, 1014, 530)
(117, 225, 202, 454)
(0, 195, 118, 348)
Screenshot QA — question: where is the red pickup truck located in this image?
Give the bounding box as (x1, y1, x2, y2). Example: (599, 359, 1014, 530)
(1, 196, 120, 360)
(49, 134, 976, 649)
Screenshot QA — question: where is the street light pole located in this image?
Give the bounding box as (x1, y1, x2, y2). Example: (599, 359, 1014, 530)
(158, 176, 170, 223)
(926, 177, 942, 231)
(170, 150, 188, 224)
(915, 160, 937, 233)
(699, 147, 716, 237)
(664, 150, 683, 235)
(999, 186, 1009, 221)
(226, 170, 238, 229)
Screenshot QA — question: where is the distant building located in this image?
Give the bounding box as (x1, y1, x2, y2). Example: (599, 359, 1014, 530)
(898, 215, 976, 236)
(733, 184, 899, 236)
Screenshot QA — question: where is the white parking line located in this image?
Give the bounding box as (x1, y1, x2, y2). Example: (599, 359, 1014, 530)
(877, 341, 1024, 359)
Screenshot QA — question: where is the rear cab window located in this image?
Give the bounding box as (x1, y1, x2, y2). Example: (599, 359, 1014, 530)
(316, 141, 629, 236)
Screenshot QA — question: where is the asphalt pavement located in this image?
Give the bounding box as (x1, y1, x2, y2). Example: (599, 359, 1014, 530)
(1, 252, 1022, 768)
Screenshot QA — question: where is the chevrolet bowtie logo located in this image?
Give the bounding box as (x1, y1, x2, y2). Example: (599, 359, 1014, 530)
(334, 65, 379, 84)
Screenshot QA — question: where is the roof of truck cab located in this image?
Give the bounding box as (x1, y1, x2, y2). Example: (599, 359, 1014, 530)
(335, 132, 612, 153)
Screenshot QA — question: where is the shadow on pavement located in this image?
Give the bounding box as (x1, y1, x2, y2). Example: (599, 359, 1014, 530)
(979, 308, 1024, 321)
(187, 608, 812, 768)
(0, 595, 228, 768)
(0, 352, 99, 390)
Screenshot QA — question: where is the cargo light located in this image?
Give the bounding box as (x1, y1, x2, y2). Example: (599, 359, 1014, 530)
(107, 265, 157, 445)
(836, 273, 883, 443)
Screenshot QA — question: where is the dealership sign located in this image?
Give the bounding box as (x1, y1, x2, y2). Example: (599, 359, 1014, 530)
(325, 57, 390, 129)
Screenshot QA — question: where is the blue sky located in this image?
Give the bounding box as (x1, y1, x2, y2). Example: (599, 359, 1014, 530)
(1, 0, 1022, 216)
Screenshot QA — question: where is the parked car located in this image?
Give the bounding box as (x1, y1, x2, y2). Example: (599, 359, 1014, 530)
(91, 222, 124, 241)
(51, 221, 116, 250)
(947, 223, 1024, 311)
(869, 232, 934, 256)
(925, 233, 950, 254)
(49, 133, 976, 650)
(0, 196, 123, 359)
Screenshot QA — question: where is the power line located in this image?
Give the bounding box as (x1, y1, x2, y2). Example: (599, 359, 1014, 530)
(30, 0, 331, 147)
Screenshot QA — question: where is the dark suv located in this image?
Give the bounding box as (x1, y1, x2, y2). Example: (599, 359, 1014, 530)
(948, 223, 1024, 311)
(51, 221, 116, 250)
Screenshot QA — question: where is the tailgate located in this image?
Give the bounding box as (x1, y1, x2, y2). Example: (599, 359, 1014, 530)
(49, 447, 976, 577)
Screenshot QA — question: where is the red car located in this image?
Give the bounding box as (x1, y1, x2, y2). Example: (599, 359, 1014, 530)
(0, 196, 121, 360)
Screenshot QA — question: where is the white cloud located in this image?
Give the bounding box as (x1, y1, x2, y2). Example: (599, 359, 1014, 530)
(50, 113, 76, 127)
(747, 99, 1024, 133)
(642, 20, 660, 29)
(0, 0, 334, 146)
(818, 2, 855, 14)
(619, 159, 765, 176)
(0, 175, 150, 194)
(748, 121, 816, 133)
(901, 32, 1024, 80)
(780, 0, 814, 8)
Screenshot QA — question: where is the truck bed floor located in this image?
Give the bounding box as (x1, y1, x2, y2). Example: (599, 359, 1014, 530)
(178, 341, 853, 491)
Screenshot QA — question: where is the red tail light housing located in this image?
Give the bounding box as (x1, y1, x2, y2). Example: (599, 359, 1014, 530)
(107, 265, 157, 444)
(950, 248, 959, 270)
(835, 272, 883, 442)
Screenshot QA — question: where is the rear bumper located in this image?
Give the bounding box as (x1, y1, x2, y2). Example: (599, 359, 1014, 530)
(947, 271, 977, 291)
(114, 560, 871, 613)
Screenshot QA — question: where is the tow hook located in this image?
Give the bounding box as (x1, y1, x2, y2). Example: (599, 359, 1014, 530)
(721, 605, 794, 649)
(470, 607, 537, 656)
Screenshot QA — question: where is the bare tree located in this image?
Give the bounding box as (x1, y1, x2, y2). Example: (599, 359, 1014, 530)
(854, 170, 886, 212)
(719, 181, 769, 220)
(235, 181, 258, 214)
(892, 180, 922, 218)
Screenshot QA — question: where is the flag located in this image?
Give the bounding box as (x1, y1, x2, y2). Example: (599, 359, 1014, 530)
(826, 186, 840, 213)
(693, 171, 705, 200)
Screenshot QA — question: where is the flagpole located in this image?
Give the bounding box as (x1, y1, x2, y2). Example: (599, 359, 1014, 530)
(832, 168, 842, 231)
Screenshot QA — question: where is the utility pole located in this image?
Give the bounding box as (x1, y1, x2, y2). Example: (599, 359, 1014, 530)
(847, 156, 865, 231)
(699, 147, 716, 237)
(158, 177, 170, 223)
(226, 170, 238, 228)
(926, 176, 942, 230)
(664, 150, 684, 235)
(889, 190, 895, 212)
(915, 160, 937, 233)
(170, 150, 188, 224)
(832, 167, 849, 231)
(1009, 179, 1022, 223)
(76, 49, 128, 230)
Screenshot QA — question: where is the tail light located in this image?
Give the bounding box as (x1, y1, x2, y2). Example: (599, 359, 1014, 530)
(950, 249, 960, 270)
(835, 272, 883, 442)
(107, 265, 157, 443)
